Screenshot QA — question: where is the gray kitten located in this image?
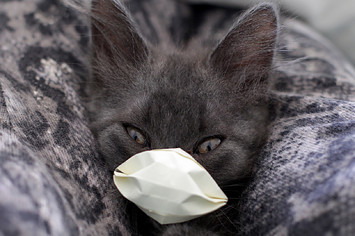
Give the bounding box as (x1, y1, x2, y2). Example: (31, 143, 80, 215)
(87, 0, 278, 235)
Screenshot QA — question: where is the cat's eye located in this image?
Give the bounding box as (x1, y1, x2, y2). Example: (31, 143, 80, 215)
(196, 137, 222, 154)
(126, 126, 147, 146)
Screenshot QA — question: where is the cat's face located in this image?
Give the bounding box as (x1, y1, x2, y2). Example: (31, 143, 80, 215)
(88, 0, 278, 185)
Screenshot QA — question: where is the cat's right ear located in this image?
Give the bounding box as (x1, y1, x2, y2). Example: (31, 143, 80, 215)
(91, 0, 149, 79)
(209, 3, 278, 92)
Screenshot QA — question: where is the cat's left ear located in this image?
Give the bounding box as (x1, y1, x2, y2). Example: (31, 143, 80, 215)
(209, 3, 278, 89)
(91, 0, 149, 75)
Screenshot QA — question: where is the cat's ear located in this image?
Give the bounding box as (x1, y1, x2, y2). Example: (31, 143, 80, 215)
(91, 0, 149, 74)
(209, 4, 278, 89)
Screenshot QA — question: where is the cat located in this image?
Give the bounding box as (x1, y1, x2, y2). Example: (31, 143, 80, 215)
(86, 0, 279, 235)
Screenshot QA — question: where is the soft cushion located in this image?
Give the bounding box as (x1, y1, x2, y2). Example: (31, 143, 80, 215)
(0, 0, 354, 235)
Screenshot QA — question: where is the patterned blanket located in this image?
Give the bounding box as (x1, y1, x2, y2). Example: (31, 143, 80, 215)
(0, 0, 354, 235)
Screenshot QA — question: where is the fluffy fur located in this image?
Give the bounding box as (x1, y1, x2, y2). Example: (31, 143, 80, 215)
(87, 0, 279, 234)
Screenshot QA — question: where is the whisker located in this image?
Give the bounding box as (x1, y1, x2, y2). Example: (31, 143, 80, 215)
(220, 183, 246, 188)
(215, 210, 232, 233)
(218, 209, 239, 232)
(226, 197, 243, 200)
(272, 56, 310, 69)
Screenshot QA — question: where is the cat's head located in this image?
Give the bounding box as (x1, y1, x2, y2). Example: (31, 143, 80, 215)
(88, 0, 278, 184)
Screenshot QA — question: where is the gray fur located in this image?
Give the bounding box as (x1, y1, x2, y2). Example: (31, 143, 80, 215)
(1, 0, 354, 235)
(88, 0, 278, 234)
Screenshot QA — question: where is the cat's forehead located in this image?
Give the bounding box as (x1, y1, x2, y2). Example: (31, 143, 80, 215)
(140, 89, 207, 148)
(137, 53, 232, 118)
(143, 87, 205, 125)
(151, 53, 206, 86)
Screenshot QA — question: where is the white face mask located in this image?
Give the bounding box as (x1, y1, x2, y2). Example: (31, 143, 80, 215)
(113, 148, 228, 224)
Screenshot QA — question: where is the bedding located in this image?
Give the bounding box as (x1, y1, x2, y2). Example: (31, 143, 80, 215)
(0, 0, 354, 235)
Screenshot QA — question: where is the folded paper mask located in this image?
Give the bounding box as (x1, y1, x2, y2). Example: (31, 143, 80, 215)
(113, 148, 228, 224)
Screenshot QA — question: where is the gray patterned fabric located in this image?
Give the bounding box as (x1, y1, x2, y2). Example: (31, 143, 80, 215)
(0, 0, 354, 236)
(237, 19, 355, 235)
(0, 0, 130, 235)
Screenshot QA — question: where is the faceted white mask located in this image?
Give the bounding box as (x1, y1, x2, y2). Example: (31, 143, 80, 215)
(113, 148, 228, 224)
